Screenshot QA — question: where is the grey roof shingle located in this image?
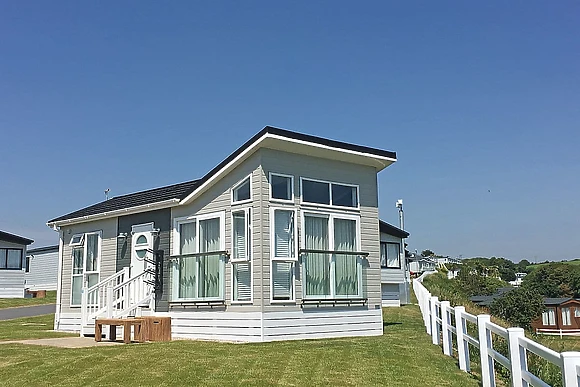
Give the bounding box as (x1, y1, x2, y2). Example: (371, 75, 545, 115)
(0, 230, 34, 245)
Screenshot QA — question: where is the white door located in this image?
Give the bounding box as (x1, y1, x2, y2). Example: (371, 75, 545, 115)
(131, 232, 152, 277)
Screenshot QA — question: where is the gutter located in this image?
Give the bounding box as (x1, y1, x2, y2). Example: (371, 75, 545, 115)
(47, 198, 180, 228)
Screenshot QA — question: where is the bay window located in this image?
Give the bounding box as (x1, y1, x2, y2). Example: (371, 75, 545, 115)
(70, 232, 101, 306)
(270, 207, 297, 301)
(302, 213, 362, 299)
(172, 212, 226, 301)
(232, 208, 252, 302)
(269, 173, 293, 202)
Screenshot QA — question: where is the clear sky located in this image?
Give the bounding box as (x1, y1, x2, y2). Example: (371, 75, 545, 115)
(0, 1, 578, 262)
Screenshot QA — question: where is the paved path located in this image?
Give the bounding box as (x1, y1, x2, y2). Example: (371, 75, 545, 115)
(0, 304, 56, 321)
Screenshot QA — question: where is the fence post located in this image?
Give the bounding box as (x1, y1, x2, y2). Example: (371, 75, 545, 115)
(561, 352, 580, 387)
(477, 314, 495, 387)
(454, 306, 470, 372)
(430, 296, 440, 345)
(106, 283, 113, 318)
(80, 286, 88, 337)
(441, 301, 452, 356)
(507, 327, 526, 387)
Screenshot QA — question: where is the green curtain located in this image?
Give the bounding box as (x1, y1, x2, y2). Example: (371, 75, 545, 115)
(334, 218, 358, 297)
(199, 218, 221, 298)
(304, 216, 330, 297)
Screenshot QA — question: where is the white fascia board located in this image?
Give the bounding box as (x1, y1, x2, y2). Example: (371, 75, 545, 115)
(46, 198, 180, 228)
(180, 132, 396, 205)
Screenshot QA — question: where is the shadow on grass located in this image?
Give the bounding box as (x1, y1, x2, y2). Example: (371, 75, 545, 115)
(383, 321, 403, 327)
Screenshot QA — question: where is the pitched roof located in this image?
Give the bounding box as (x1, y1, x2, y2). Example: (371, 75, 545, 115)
(379, 220, 409, 238)
(48, 126, 396, 224)
(544, 298, 572, 305)
(27, 245, 60, 254)
(0, 230, 34, 245)
(48, 179, 200, 223)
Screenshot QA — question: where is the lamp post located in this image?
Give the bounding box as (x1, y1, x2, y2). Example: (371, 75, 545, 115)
(396, 199, 410, 304)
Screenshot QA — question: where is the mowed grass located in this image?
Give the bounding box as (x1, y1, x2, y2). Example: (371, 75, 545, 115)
(0, 314, 76, 341)
(0, 291, 56, 309)
(0, 306, 479, 386)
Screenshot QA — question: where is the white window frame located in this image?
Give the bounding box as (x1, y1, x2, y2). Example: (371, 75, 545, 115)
(231, 174, 253, 205)
(575, 308, 580, 318)
(299, 177, 360, 210)
(269, 206, 298, 262)
(269, 206, 298, 303)
(132, 230, 154, 269)
(231, 207, 253, 304)
(69, 231, 102, 307)
(269, 172, 294, 203)
(69, 233, 84, 247)
(562, 307, 572, 326)
(171, 211, 226, 302)
(381, 242, 401, 269)
(300, 210, 362, 299)
(542, 308, 556, 326)
(230, 208, 252, 263)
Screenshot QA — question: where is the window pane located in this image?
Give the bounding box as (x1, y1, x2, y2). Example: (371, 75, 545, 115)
(7, 249, 22, 269)
(380, 243, 387, 267)
(200, 218, 220, 253)
(233, 178, 250, 202)
(332, 184, 357, 207)
(386, 243, 401, 268)
(0, 249, 6, 269)
(274, 210, 294, 258)
(302, 180, 330, 204)
(136, 235, 147, 244)
(233, 211, 247, 260)
(198, 253, 222, 298)
(87, 273, 99, 288)
(136, 249, 147, 258)
(178, 255, 196, 299)
(72, 248, 83, 274)
(334, 219, 358, 296)
(70, 234, 84, 245)
(86, 234, 98, 272)
(272, 261, 293, 300)
(271, 175, 291, 200)
(233, 262, 251, 301)
(71, 276, 82, 305)
(304, 216, 330, 296)
(180, 222, 196, 254)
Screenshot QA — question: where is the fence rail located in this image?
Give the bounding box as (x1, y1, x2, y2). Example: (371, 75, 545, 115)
(413, 273, 580, 387)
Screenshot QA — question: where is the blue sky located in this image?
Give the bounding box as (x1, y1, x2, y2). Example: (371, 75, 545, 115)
(0, 1, 578, 262)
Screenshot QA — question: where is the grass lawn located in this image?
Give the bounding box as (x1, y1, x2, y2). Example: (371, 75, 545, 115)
(0, 306, 479, 386)
(0, 291, 56, 309)
(0, 314, 76, 341)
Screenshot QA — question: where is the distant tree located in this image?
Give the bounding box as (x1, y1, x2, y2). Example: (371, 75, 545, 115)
(516, 259, 531, 273)
(490, 288, 545, 329)
(421, 249, 435, 257)
(522, 263, 580, 298)
(456, 263, 507, 296)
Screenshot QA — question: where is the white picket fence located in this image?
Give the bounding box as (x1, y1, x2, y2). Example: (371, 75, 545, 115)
(413, 273, 580, 387)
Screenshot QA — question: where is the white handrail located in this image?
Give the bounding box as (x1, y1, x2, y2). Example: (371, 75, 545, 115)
(412, 276, 580, 387)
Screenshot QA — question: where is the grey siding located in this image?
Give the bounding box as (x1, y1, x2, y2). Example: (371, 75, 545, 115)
(25, 248, 59, 291)
(59, 218, 118, 313)
(117, 209, 171, 311)
(171, 151, 263, 312)
(259, 148, 382, 311)
(0, 240, 27, 298)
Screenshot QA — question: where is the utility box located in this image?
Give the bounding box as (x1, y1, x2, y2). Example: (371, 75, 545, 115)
(141, 316, 171, 342)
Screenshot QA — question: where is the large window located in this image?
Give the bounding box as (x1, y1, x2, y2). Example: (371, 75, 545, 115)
(173, 212, 226, 301)
(270, 208, 297, 301)
(269, 173, 293, 202)
(70, 232, 101, 306)
(300, 178, 358, 208)
(302, 213, 361, 299)
(232, 209, 252, 303)
(542, 308, 556, 326)
(380, 242, 401, 269)
(562, 307, 571, 326)
(0, 248, 24, 270)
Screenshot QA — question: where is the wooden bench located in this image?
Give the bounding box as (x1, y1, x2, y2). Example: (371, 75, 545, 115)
(95, 318, 144, 344)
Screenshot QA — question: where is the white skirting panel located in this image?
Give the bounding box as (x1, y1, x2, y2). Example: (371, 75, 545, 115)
(56, 312, 82, 332)
(262, 308, 383, 342)
(381, 299, 401, 307)
(159, 310, 263, 343)
(0, 288, 25, 298)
